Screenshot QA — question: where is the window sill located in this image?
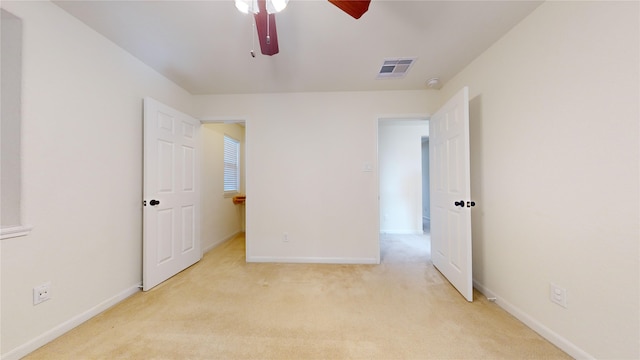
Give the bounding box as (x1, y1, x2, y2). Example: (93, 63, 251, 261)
(224, 191, 239, 198)
(1, 225, 33, 240)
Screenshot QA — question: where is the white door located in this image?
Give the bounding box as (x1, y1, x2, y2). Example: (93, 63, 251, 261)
(143, 97, 201, 291)
(429, 87, 473, 302)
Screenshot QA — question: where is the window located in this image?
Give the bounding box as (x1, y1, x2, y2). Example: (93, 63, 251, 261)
(224, 135, 240, 195)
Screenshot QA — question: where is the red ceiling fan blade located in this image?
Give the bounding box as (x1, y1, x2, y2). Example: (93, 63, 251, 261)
(254, 0, 279, 56)
(328, 0, 370, 19)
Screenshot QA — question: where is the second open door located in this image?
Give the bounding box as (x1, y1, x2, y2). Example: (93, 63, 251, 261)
(429, 87, 473, 302)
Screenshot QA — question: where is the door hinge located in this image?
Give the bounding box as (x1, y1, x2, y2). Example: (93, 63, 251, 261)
(143, 200, 147, 207)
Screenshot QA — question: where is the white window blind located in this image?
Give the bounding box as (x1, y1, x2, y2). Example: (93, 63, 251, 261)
(224, 135, 240, 193)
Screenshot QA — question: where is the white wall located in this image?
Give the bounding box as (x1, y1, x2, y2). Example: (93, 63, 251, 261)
(379, 121, 428, 234)
(194, 91, 440, 263)
(202, 123, 246, 252)
(0, 1, 195, 358)
(421, 139, 430, 224)
(441, 1, 639, 358)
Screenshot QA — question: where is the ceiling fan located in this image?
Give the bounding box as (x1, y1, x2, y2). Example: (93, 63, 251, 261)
(235, 0, 371, 56)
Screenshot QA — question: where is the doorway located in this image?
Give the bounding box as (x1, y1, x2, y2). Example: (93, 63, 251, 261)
(200, 120, 247, 254)
(377, 87, 472, 300)
(378, 118, 429, 262)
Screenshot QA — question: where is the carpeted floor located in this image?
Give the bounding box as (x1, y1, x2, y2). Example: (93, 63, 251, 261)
(25, 233, 570, 359)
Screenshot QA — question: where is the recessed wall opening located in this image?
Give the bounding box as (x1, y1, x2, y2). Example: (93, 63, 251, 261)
(1, 8, 32, 240)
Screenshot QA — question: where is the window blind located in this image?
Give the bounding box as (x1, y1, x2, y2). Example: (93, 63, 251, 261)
(224, 135, 240, 192)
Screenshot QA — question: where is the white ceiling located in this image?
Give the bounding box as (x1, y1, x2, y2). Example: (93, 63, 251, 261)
(53, 0, 542, 95)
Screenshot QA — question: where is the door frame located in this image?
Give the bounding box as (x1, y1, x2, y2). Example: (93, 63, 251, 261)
(200, 117, 250, 256)
(375, 114, 429, 264)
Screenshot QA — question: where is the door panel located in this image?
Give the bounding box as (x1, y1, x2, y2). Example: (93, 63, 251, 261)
(182, 146, 195, 191)
(181, 205, 195, 252)
(429, 87, 473, 302)
(158, 142, 173, 192)
(143, 98, 201, 291)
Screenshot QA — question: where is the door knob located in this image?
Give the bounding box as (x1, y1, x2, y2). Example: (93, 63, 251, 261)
(150, 199, 160, 206)
(454, 200, 465, 207)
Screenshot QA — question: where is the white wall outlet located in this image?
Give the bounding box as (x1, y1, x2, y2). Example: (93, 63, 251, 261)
(549, 283, 567, 308)
(33, 282, 52, 305)
(283, 232, 289, 242)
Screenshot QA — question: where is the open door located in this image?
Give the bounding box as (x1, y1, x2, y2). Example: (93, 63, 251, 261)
(429, 87, 473, 301)
(143, 98, 202, 291)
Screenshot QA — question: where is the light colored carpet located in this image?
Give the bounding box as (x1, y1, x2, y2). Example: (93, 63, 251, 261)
(25, 233, 569, 359)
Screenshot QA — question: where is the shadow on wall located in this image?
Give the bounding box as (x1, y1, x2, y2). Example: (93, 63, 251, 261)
(469, 94, 484, 281)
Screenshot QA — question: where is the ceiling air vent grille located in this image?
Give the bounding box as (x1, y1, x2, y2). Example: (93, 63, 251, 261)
(377, 58, 417, 79)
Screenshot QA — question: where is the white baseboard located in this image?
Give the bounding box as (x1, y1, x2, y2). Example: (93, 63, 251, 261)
(202, 231, 241, 254)
(2, 284, 141, 360)
(473, 280, 594, 360)
(247, 256, 379, 265)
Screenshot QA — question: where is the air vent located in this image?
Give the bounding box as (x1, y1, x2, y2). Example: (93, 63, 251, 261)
(376, 58, 417, 79)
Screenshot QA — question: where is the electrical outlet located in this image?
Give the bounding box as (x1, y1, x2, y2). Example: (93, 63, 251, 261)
(33, 282, 51, 305)
(549, 283, 567, 308)
(283, 232, 289, 242)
